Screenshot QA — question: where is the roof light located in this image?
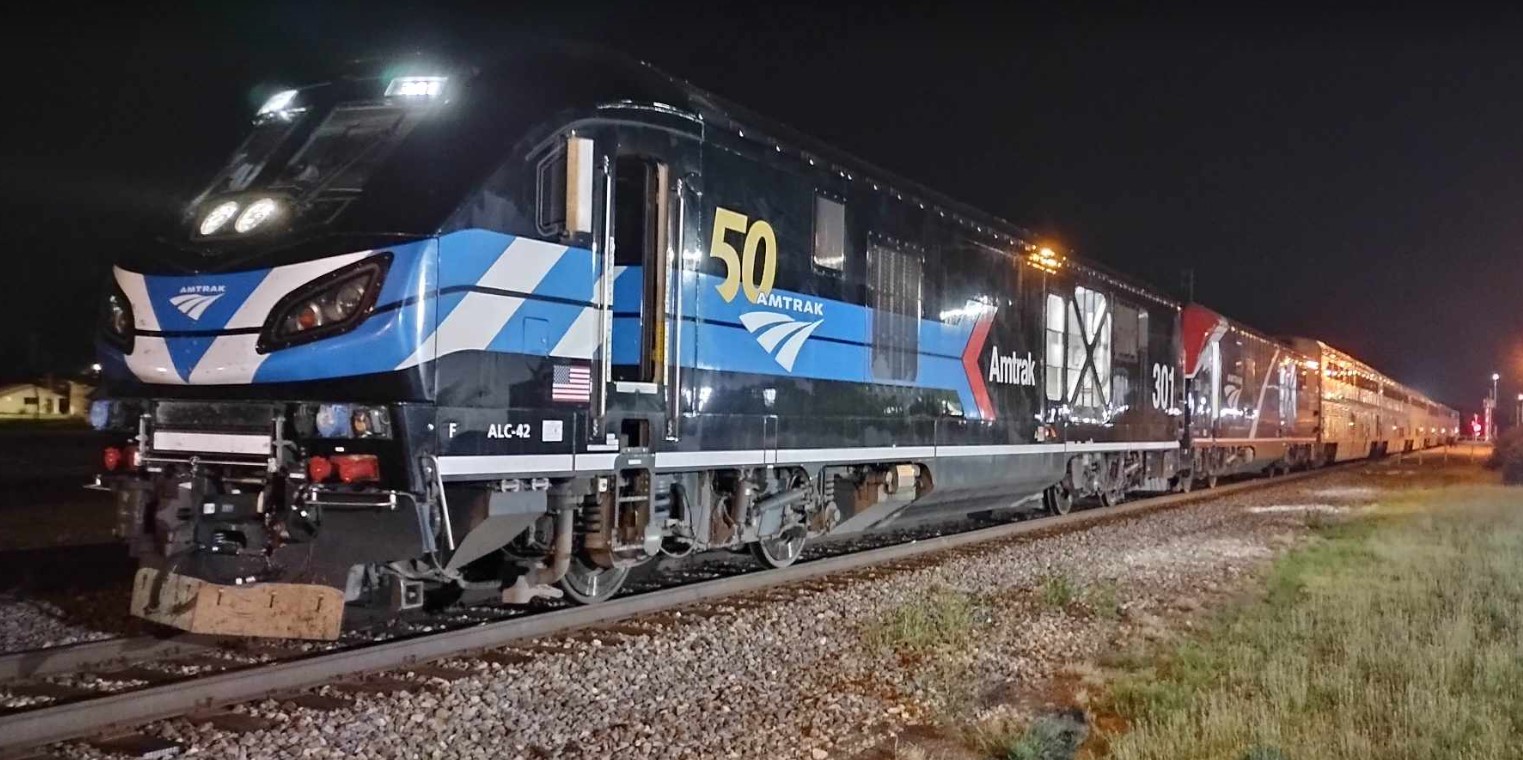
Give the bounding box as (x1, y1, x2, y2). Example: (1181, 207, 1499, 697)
(256, 89, 301, 119)
(199, 200, 240, 235)
(386, 76, 447, 98)
(234, 197, 280, 233)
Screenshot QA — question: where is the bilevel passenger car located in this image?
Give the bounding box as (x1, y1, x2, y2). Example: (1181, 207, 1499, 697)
(88, 47, 1452, 640)
(1284, 338, 1460, 460)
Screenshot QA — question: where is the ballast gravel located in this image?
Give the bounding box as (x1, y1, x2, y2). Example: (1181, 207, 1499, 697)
(0, 595, 117, 652)
(47, 466, 1413, 760)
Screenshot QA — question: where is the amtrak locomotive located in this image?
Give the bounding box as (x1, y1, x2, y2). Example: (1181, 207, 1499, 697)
(91, 47, 1455, 639)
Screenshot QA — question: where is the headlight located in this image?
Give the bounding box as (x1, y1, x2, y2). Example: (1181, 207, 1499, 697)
(258, 255, 390, 352)
(234, 197, 281, 234)
(198, 201, 240, 236)
(102, 286, 135, 350)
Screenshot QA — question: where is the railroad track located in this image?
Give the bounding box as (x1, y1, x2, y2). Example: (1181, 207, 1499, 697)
(0, 461, 1379, 756)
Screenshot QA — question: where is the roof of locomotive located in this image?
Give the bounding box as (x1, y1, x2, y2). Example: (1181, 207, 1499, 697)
(504, 45, 1181, 309)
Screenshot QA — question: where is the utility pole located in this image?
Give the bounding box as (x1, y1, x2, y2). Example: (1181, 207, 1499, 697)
(1487, 372, 1500, 441)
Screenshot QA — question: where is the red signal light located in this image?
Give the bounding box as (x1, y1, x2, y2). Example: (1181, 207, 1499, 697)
(307, 456, 333, 482)
(103, 446, 122, 471)
(333, 454, 380, 484)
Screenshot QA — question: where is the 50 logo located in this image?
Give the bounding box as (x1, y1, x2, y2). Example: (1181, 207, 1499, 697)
(708, 207, 777, 303)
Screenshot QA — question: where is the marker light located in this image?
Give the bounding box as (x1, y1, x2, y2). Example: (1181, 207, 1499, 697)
(314, 404, 352, 438)
(103, 447, 122, 471)
(313, 403, 393, 439)
(257, 89, 299, 118)
(234, 197, 280, 233)
(333, 454, 380, 484)
(386, 76, 447, 98)
(307, 456, 333, 482)
(89, 400, 111, 431)
(199, 201, 240, 235)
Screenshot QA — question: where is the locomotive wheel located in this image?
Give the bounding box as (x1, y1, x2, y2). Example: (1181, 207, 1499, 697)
(1100, 487, 1124, 507)
(1044, 484, 1074, 516)
(752, 531, 807, 569)
(1206, 473, 1219, 489)
(1176, 473, 1194, 493)
(558, 555, 630, 605)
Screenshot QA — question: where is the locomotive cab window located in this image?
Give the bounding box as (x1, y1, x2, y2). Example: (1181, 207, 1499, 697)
(534, 145, 566, 236)
(274, 105, 426, 195)
(813, 195, 846, 272)
(868, 240, 921, 382)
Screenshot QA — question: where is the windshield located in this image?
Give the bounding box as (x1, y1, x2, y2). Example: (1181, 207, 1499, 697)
(272, 105, 426, 196)
(199, 119, 302, 196)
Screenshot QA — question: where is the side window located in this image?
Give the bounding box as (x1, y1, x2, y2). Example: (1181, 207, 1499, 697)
(868, 240, 921, 382)
(1044, 293, 1065, 402)
(534, 146, 567, 236)
(1280, 362, 1297, 423)
(1112, 302, 1139, 409)
(813, 195, 846, 271)
(1068, 286, 1111, 410)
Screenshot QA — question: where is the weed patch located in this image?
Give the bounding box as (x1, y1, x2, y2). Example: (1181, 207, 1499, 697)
(1100, 484, 1523, 760)
(1037, 572, 1078, 609)
(968, 711, 1088, 760)
(865, 587, 984, 654)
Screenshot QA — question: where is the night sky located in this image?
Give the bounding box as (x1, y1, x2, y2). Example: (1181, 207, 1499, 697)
(3, 3, 1519, 416)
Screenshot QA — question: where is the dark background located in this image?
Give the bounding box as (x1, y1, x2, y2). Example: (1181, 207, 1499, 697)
(3, 2, 1519, 418)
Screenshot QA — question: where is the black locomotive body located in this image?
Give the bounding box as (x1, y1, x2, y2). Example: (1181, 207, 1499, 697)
(89, 46, 1447, 639)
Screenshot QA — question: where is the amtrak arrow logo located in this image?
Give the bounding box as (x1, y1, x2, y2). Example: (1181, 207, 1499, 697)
(169, 292, 224, 320)
(961, 311, 997, 419)
(740, 311, 823, 372)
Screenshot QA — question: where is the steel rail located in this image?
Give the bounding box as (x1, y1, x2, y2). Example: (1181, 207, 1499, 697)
(0, 462, 1369, 753)
(0, 634, 225, 684)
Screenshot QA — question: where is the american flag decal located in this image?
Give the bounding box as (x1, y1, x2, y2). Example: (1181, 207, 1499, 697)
(551, 364, 592, 402)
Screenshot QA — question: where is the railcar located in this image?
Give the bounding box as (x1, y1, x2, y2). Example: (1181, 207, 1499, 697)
(1285, 338, 1459, 459)
(90, 47, 1190, 639)
(1180, 304, 1320, 486)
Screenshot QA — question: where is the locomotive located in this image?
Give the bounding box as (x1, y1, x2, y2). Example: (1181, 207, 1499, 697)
(90, 47, 1456, 639)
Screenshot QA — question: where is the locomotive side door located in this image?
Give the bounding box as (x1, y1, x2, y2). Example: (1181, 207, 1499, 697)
(592, 115, 702, 448)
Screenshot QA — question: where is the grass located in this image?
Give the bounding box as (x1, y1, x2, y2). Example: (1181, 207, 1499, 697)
(1082, 580, 1122, 620)
(1039, 572, 1079, 609)
(865, 586, 984, 654)
(1100, 484, 1523, 760)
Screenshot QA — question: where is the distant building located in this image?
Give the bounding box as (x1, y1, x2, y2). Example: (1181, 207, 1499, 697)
(0, 380, 93, 419)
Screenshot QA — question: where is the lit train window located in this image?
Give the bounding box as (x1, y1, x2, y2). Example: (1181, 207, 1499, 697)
(1068, 287, 1111, 411)
(1045, 293, 1065, 402)
(813, 196, 846, 271)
